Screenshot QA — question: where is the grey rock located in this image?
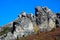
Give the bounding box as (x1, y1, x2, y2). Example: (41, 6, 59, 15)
(35, 6, 56, 31)
(12, 17, 34, 38)
(0, 6, 58, 40)
(56, 13, 60, 27)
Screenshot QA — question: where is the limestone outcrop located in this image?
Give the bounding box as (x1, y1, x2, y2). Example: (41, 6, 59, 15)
(0, 6, 60, 40)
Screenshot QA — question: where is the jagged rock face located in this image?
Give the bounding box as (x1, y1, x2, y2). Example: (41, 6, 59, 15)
(13, 17, 34, 38)
(35, 6, 47, 25)
(0, 6, 57, 40)
(35, 6, 56, 31)
(56, 13, 60, 27)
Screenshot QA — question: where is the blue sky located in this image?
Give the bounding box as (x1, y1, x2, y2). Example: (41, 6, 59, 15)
(0, 0, 60, 26)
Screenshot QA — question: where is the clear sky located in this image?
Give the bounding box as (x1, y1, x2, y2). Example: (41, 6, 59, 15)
(0, 0, 60, 26)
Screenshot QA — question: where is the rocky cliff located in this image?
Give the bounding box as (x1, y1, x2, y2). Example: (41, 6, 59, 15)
(0, 6, 60, 40)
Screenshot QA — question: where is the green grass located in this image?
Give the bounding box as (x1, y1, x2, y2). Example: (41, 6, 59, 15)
(0, 27, 11, 36)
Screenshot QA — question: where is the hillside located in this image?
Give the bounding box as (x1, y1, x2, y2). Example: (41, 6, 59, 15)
(19, 28, 60, 40)
(0, 6, 60, 40)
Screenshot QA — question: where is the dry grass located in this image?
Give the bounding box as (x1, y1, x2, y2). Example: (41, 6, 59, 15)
(33, 23, 39, 34)
(18, 28, 60, 40)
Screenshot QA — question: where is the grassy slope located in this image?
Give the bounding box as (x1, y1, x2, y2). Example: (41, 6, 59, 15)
(0, 27, 11, 36)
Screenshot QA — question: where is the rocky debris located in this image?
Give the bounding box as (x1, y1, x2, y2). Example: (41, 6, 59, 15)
(0, 32, 16, 40)
(0, 6, 60, 40)
(0, 33, 9, 40)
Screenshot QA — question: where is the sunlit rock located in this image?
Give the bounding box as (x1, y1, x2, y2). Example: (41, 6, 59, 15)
(0, 6, 58, 40)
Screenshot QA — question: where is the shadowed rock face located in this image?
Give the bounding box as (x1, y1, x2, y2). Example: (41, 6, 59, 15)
(11, 22, 18, 34)
(56, 13, 60, 18)
(35, 6, 43, 17)
(0, 6, 59, 40)
(35, 6, 56, 31)
(35, 6, 47, 25)
(56, 13, 60, 27)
